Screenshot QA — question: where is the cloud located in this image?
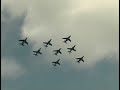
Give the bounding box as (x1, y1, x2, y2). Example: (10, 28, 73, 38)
(22, 0, 119, 68)
(1, 1, 119, 90)
(69, 0, 119, 15)
(1, 58, 119, 90)
(1, 58, 26, 79)
(1, 0, 119, 69)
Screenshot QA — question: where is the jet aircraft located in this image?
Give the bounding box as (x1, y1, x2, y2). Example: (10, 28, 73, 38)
(53, 48, 62, 55)
(52, 59, 61, 66)
(76, 56, 84, 63)
(62, 35, 71, 43)
(67, 45, 76, 54)
(43, 39, 52, 47)
(19, 38, 28, 46)
(33, 48, 42, 56)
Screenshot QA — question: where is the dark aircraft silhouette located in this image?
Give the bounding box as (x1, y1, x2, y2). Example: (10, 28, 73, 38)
(33, 48, 42, 56)
(19, 38, 28, 46)
(43, 39, 52, 47)
(52, 59, 61, 66)
(76, 56, 84, 63)
(67, 45, 76, 54)
(62, 35, 71, 43)
(53, 48, 62, 55)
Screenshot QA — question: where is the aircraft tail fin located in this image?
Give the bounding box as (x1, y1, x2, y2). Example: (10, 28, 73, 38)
(44, 45, 48, 47)
(68, 51, 71, 54)
(54, 53, 57, 55)
(34, 54, 38, 56)
(77, 60, 80, 63)
(54, 64, 56, 66)
(20, 43, 24, 46)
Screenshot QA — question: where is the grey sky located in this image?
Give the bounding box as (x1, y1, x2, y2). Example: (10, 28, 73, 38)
(1, 0, 119, 90)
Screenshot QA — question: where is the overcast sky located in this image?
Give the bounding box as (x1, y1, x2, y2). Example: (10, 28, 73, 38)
(1, 0, 119, 90)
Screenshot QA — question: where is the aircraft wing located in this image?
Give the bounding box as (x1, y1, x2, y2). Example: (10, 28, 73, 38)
(43, 42, 47, 44)
(33, 51, 37, 52)
(49, 43, 52, 46)
(73, 49, 76, 51)
(62, 38, 67, 39)
(19, 40, 24, 41)
(39, 52, 42, 54)
(68, 39, 71, 42)
(25, 41, 28, 44)
(58, 63, 60, 65)
(52, 62, 56, 64)
(67, 48, 71, 50)
(53, 50, 57, 52)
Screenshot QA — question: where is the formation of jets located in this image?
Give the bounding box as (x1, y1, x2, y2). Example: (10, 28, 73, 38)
(19, 35, 85, 66)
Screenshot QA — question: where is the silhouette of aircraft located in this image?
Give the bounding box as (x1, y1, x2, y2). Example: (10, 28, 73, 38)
(67, 45, 76, 54)
(33, 48, 42, 56)
(19, 38, 28, 46)
(76, 56, 84, 63)
(52, 59, 61, 66)
(43, 39, 52, 47)
(53, 48, 62, 55)
(62, 35, 71, 43)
